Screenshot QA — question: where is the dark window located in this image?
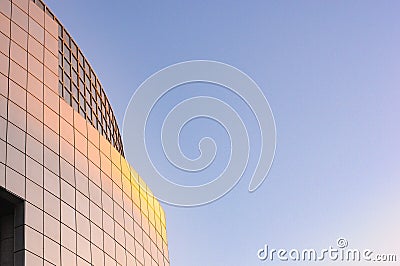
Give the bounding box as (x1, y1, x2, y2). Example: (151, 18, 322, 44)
(0, 187, 24, 266)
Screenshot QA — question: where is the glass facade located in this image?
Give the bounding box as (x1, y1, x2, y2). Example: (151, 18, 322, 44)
(56, 19, 124, 155)
(0, 0, 169, 265)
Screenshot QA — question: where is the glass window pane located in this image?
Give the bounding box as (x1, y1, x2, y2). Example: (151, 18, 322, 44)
(57, 68, 62, 84)
(72, 84, 78, 99)
(64, 73, 70, 89)
(79, 79, 84, 91)
(63, 45, 70, 61)
(79, 66, 84, 78)
(63, 88, 71, 104)
(63, 31, 70, 45)
(72, 99, 78, 112)
(58, 38, 63, 51)
(58, 24, 63, 38)
(58, 82, 63, 96)
(72, 70, 77, 85)
(71, 56, 77, 70)
(63, 58, 70, 75)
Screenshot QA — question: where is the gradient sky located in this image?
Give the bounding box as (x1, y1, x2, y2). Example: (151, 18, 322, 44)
(46, 1, 400, 265)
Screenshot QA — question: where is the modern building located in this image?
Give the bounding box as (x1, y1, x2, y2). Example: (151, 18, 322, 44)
(0, 0, 169, 265)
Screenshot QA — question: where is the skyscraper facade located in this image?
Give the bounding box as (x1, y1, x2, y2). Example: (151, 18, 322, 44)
(0, 0, 169, 265)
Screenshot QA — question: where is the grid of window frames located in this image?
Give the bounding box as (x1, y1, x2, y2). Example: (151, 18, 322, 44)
(56, 17, 124, 155)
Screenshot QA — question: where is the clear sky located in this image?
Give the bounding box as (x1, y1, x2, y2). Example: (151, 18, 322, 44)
(46, 1, 400, 265)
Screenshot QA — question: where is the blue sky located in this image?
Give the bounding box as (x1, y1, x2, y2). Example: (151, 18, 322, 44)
(46, 1, 400, 265)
